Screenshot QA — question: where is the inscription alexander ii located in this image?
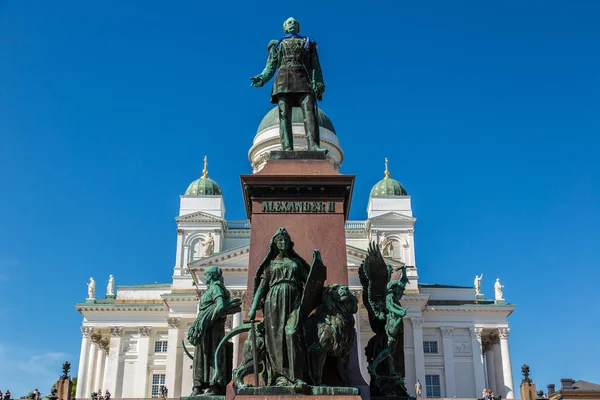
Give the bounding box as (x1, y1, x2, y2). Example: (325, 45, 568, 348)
(261, 200, 336, 213)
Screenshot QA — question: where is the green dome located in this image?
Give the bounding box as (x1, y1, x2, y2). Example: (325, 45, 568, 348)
(184, 176, 222, 196)
(370, 177, 408, 197)
(257, 106, 336, 134)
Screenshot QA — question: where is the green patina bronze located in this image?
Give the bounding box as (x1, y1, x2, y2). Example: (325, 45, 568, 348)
(186, 266, 241, 396)
(250, 17, 326, 152)
(213, 227, 359, 394)
(359, 242, 413, 399)
(257, 106, 336, 135)
(248, 227, 311, 388)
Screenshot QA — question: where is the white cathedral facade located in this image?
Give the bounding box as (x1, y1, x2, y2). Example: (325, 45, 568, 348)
(75, 107, 516, 400)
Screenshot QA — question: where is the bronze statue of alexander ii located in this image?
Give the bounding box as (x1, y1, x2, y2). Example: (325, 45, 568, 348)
(250, 17, 326, 153)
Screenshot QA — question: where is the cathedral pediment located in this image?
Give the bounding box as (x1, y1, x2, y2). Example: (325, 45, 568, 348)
(188, 244, 250, 268)
(176, 210, 225, 223)
(368, 212, 416, 222)
(346, 245, 406, 268)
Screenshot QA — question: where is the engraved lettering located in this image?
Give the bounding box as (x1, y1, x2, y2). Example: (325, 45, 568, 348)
(317, 202, 325, 213)
(260, 201, 336, 213)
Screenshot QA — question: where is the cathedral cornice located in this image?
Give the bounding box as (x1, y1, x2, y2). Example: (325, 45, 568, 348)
(76, 303, 168, 312)
(425, 304, 516, 315)
(188, 245, 250, 267)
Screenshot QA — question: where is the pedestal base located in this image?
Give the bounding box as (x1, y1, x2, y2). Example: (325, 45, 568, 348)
(475, 294, 485, 301)
(269, 150, 327, 160)
(236, 386, 359, 396)
(235, 396, 360, 400)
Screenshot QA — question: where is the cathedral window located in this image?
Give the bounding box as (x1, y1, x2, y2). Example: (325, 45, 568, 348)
(423, 341, 438, 354)
(154, 341, 168, 353)
(425, 374, 441, 398)
(150, 373, 166, 397)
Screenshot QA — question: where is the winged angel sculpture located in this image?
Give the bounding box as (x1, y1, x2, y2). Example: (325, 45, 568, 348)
(359, 242, 412, 398)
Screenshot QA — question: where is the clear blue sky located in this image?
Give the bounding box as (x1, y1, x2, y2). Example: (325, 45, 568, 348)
(1, 0, 598, 396)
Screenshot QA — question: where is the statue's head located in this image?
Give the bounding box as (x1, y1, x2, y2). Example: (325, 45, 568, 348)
(205, 266, 223, 284)
(275, 231, 291, 251)
(283, 17, 300, 34)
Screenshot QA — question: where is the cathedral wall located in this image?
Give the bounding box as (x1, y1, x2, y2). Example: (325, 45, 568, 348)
(420, 287, 474, 301)
(346, 237, 369, 250)
(117, 287, 171, 300)
(223, 237, 249, 250)
(179, 196, 224, 217)
(120, 360, 137, 397)
(454, 359, 476, 397)
(367, 197, 413, 218)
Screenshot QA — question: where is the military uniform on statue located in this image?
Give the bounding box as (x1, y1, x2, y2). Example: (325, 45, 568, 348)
(251, 17, 326, 153)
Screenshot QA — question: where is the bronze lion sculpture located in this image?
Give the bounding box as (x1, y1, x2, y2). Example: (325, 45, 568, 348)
(304, 284, 358, 386)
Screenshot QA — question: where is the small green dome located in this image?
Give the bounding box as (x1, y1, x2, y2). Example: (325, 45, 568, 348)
(257, 106, 336, 134)
(185, 176, 222, 196)
(370, 177, 408, 197)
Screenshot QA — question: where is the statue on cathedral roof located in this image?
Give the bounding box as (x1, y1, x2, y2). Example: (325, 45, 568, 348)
(250, 17, 327, 153)
(359, 242, 411, 398)
(86, 277, 96, 300)
(494, 278, 504, 301)
(106, 274, 115, 297)
(474, 274, 483, 295)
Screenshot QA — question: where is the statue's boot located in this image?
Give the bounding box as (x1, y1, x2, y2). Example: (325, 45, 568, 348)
(306, 133, 328, 154)
(280, 129, 294, 151)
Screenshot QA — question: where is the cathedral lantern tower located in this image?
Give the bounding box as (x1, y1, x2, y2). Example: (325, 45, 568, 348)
(366, 158, 418, 290)
(173, 157, 225, 288)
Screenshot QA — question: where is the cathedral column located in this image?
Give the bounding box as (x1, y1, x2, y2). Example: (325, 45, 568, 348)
(104, 327, 123, 397)
(85, 333, 102, 397)
(441, 327, 456, 397)
(486, 348, 497, 394)
(175, 229, 184, 270)
(76, 327, 93, 399)
(102, 347, 110, 390)
(93, 342, 106, 392)
(231, 290, 246, 368)
(134, 327, 152, 397)
(411, 317, 426, 396)
(469, 327, 486, 396)
(492, 336, 504, 397)
(232, 312, 243, 367)
(351, 289, 368, 382)
(166, 318, 183, 397)
(499, 328, 514, 399)
(183, 246, 190, 270)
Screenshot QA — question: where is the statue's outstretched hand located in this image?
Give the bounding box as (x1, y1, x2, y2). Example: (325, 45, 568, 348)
(250, 76, 264, 88)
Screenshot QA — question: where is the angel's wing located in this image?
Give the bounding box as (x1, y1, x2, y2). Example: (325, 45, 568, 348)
(359, 242, 391, 334)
